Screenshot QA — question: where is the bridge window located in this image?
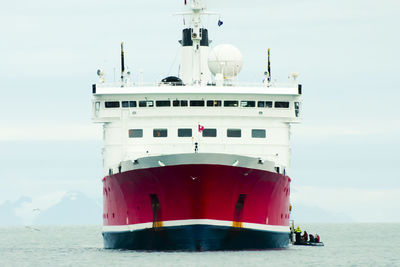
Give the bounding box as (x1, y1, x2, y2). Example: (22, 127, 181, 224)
(190, 100, 205, 107)
(156, 100, 171, 107)
(129, 101, 137, 108)
(139, 100, 154, 107)
(122, 101, 129, 108)
(207, 100, 222, 107)
(224, 100, 238, 107)
(153, 129, 167, 138)
(202, 128, 217, 137)
(129, 129, 143, 138)
(275, 101, 290, 108)
(227, 129, 241, 138)
(240, 101, 256, 107)
(173, 100, 189, 107)
(257, 101, 272, 108)
(178, 128, 192, 137)
(105, 101, 120, 108)
(252, 129, 266, 138)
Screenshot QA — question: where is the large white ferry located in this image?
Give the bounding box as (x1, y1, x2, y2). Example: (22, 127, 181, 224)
(92, 0, 302, 250)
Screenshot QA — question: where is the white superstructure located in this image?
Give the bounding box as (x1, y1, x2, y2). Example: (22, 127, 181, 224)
(92, 0, 302, 178)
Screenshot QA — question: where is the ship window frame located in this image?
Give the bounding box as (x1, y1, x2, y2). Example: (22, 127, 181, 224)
(206, 100, 222, 107)
(139, 100, 154, 107)
(190, 100, 205, 107)
(227, 129, 241, 138)
(257, 101, 272, 108)
(202, 128, 217, 137)
(178, 128, 193, 137)
(274, 101, 290, 108)
(295, 101, 300, 117)
(129, 129, 143, 138)
(172, 100, 188, 107)
(252, 129, 266, 138)
(156, 100, 171, 107)
(105, 101, 120, 108)
(224, 100, 239, 107)
(240, 101, 256, 108)
(153, 128, 168, 138)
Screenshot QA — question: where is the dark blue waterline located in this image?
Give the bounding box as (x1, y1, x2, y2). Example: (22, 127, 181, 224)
(103, 225, 289, 251)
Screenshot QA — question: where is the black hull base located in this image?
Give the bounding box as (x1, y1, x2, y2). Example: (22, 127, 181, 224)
(103, 225, 289, 251)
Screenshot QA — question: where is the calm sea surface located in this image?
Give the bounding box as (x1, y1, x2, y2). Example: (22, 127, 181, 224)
(0, 224, 399, 266)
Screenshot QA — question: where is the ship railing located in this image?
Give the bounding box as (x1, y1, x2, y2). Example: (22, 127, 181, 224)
(95, 81, 298, 88)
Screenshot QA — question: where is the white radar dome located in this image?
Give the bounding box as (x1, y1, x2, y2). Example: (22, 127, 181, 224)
(208, 44, 243, 79)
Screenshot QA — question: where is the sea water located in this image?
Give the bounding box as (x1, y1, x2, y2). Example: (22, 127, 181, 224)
(0, 224, 399, 266)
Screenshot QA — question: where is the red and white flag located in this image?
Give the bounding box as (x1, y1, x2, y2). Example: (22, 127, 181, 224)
(198, 124, 204, 133)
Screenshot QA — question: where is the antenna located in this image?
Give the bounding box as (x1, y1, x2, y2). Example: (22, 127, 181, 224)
(121, 42, 125, 85)
(267, 48, 271, 83)
(263, 48, 271, 85)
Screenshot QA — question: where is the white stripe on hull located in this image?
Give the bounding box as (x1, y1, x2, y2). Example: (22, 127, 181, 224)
(103, 219, 290, 233)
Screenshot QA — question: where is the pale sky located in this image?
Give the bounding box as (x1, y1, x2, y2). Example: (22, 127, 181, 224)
(1, 0, 399, 223)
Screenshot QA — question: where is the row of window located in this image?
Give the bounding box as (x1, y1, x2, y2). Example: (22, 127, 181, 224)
(128, 128, 266, 138)
(105, 100, 290, 109)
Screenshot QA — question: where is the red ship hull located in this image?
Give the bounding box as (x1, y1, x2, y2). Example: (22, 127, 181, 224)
(102, 162, 291, 250)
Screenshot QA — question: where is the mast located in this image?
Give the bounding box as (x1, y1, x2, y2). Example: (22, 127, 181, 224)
(264, 48, 271, 86)
(178, 0, 212, 86)
(190, 0, 204, 85)
(121, 42, 125, 86)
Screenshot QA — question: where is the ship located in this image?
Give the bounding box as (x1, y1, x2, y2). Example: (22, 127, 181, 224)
(92, 0, 302, 251)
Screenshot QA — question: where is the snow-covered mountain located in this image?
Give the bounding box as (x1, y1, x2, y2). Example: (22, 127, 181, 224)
(0, 192, 101, 226)
(34, 192, 102, 225)
(0, 197, 31, 226)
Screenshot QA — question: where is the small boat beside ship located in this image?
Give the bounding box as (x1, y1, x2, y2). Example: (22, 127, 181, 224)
(294, 241, 325, 247)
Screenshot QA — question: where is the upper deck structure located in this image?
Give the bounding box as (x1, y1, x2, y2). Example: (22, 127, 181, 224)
(92, 82, 302, 176)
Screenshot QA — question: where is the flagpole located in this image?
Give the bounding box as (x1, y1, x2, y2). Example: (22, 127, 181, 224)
(196, 122, 200, 153)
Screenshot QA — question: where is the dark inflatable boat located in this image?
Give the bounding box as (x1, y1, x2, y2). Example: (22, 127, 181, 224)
(293, 241, 324, 247)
